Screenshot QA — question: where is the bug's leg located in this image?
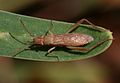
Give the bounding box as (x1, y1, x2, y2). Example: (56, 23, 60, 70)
(66, 19, 105, 33)
(48, 47, 56, 53)
(44, 20, 57, 54)
(43, 20, 54, 37)
(66, 38, 112, 52)
(48, 29, 53, 35)
(45, 20, 57, 53)
(48, 20, 56, 35)
(45, 52, 60, 61)
(43, 28, 53, 36)
(44, 20, 59, 60)
(9, 32, 29, 45)
(19, 18, 34, 37)
(44, 47, 60, 61)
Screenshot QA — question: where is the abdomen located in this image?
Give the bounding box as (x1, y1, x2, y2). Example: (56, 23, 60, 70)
(44, 33, 94, 46)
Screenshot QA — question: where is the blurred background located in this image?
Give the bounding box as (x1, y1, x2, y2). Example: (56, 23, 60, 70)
(0, 0, 120, 83)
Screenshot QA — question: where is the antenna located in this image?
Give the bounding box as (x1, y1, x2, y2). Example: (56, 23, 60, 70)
(9, 32, 30, 45)
(19, 18, 34, 37)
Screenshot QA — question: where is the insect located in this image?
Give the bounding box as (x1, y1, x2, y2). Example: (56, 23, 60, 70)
(9, 18, 111, 61)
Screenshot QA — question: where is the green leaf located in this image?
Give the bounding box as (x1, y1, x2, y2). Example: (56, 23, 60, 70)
(0, 10, 113, 61)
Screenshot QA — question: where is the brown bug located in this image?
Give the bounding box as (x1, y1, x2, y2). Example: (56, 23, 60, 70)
(9, 19, 111, 60)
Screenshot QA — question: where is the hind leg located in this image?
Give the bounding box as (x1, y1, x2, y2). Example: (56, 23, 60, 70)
(66, 38, 112, 52)
(66, 19, 105, 34)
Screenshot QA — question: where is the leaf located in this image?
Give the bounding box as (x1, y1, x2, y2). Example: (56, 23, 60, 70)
(0, 10, 113, 61)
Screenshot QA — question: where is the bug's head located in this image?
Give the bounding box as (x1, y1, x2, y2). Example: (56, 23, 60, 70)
(33, 36, 44, 45)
